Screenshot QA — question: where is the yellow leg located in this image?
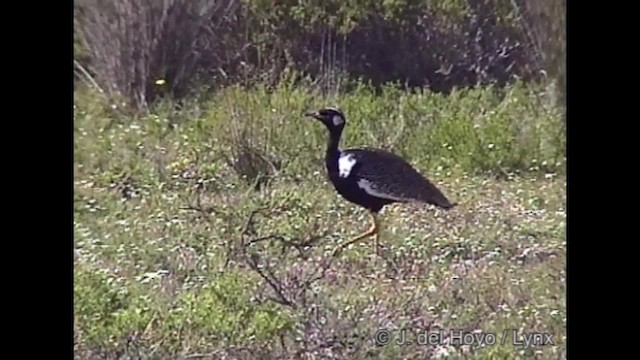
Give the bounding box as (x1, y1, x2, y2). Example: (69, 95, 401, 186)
(332, 212, 380, 257)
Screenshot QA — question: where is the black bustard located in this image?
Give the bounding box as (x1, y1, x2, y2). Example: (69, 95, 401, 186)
(305, 107, 457, 257)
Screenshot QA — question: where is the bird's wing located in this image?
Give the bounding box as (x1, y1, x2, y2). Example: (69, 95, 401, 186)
(344, 147, 455, 209)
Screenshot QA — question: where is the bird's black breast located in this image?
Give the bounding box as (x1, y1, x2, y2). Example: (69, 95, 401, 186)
(324, 149, 396, 212)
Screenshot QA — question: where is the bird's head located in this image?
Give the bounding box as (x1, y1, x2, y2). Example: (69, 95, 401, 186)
(304, 107, 346, 132)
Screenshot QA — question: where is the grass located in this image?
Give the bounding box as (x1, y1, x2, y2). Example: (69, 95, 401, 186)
(74, 80, 566, 359)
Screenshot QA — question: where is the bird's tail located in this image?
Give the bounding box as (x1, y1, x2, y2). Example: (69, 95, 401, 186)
(414, 196, 457, 210)
(414, 178, 458, 210)
(426, 188, 458, 210)
(435, 199, 457, 210)
(443, 201, 458, 210)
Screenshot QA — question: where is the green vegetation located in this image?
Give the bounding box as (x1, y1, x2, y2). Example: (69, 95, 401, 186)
(74, 80, 565, 358)
(74, 0, 565, 358)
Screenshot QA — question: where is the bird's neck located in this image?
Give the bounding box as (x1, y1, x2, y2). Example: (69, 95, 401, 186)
(325, 129, 342, 160)
(324, 129, 344, 179)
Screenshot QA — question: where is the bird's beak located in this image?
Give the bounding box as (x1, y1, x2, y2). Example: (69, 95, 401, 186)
(304, 112, 320, 120)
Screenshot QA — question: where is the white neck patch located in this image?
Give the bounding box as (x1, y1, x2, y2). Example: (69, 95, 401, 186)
(332, 114, 344, 126)
(338, 153, 357, 178)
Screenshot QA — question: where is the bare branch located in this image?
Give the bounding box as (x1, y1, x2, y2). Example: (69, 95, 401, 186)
(74, 59, 105, 94)
(245, 252, 295, 308)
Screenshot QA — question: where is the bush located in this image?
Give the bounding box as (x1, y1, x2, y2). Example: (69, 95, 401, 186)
(75, 0, 247, 110)
(74, 0, 565, 111)
(74, 79, 564, 185)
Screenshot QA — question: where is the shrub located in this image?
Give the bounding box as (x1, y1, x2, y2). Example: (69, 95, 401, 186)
(75, 0, 565, 111)
(75, 0, 247, 110)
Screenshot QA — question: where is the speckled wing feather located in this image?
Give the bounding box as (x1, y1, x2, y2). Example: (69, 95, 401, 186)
(344, 147, 456, 209)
